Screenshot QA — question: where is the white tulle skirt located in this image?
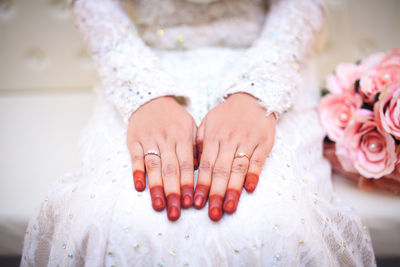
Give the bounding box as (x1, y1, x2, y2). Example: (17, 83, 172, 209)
(21, 48, 375, 267)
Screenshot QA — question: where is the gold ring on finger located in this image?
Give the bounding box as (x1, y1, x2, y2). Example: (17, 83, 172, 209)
(144, 149, 161, 158)
(234, 152, 249, 160)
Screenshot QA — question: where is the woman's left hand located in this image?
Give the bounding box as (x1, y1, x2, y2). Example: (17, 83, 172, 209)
(194, 93, 276, 221)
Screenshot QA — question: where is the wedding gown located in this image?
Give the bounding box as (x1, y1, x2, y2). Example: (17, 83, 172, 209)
(21, 0, 376, 266)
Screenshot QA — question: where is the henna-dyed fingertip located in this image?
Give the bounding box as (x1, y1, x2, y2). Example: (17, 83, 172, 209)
(135, 180, 145, 192)
(209, 195, 224, 221)
(209, 207, 223, 221)
(167, 194, 181, 221)
(245, 173, 259, 193)
(133, 170, 146, 191)
(245, 182, 256, 192)
(182, 195, 192, 208)
(223, 200, 236, 214)
(167, 206, 180, 221)
(193, 195, 204, 209)
(181, 185, 194, 209)
(153, 197, 165, 211)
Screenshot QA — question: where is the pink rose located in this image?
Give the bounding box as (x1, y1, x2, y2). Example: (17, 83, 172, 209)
(360, 49, 400, 103)
(326, 63, 361, 94)
(318, 93, 362, 142)
(336, 109, 397, 178)
(336, 63, 362, 92)
(397, 162, 400, 176)
(326, 74, 343, 94)
(380, 49, 400, 67)
(374, 82, 400, 140)
(396, 145, 400, 175)
(358, 52, 385, 72)
(325, 52, 386, 95)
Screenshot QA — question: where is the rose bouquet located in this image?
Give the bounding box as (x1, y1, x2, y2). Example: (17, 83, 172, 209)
(319, 49, 400, 194)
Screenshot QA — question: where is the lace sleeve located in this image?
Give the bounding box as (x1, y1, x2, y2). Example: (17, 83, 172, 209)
(70, 0, 188, 124)
(218, 0, 327, 120)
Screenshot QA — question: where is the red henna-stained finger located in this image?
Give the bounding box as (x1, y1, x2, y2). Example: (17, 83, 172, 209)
(167, 193, 181, 221)
(208, 195, 224, 221)
(193, 183, 210, 209)
(198, 152, 202, 165)
(181, 184, 194, 209)
(196, 140, 203, 168)
(133, 170, 146, 192)
(244, 173, 259, 193)
(150, 185, 166, 211)
(197, 140, 203, 152)
(223, 189, 241, 214)
(193, 144, 199, 170)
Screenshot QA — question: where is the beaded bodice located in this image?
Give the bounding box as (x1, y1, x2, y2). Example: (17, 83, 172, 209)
(70, 0, 327, 124)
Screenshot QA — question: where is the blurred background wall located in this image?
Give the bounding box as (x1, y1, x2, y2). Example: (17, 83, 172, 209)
(0, 0, 399, 259)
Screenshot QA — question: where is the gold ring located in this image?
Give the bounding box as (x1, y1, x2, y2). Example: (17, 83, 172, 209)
(234, 152, 249, 160)
(144, 149, 161, 158)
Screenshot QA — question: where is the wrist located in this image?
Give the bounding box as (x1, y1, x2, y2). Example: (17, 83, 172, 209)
(226, 92, 277, 122)
(226, 92, 258, 102)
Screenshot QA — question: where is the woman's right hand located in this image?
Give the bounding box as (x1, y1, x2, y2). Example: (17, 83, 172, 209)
(127, 96, 198, 221)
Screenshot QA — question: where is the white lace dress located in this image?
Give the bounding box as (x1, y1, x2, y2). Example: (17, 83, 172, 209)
(21, 0, 376, 266)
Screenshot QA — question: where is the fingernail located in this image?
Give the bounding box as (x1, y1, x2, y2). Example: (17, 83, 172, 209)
(209, 195, 224, 221)
(209, 207, 221, 221)
(245, 173, 259, 193)
(135, 180, 144, 192)
(182, 195, 191, 208)
(154, 198, 164, 211)
(167, 194, 181, 221)
(193, 184, 209, 209)
(194, 195, 204, 208)
(223, 189, 241, 214)
(181, 185, 194, 209)
(168, 206, 180, 221)
(133, 170, 145, 192)
(150, 186, 165, 211)
(224, 200, 235, 212)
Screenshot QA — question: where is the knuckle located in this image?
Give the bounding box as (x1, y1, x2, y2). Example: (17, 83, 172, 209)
(205, 133, 217, 142)
(180, 161, 193, 173)
(227, 131, 235, 142)
(250, 158, 265, 168)
(199, 160, 212, 173)
(159, 128, 169, 141)
(163, 163, 179, 178)
(130, 154, 143, 163)
(212, 166, 230, 179)
(176, 129, 191, 141)
(146, 158, 161, 171)
(231, 162, 248, 174)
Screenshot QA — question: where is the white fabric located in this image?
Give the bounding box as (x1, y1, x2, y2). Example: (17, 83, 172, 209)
(331, 174, 400, 257)
(21, 0, 376, 266)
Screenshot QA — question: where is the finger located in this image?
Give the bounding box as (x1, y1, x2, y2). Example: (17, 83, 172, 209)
(143, 143, 166, 212)
(159, 142, 181, 221)
(223, 145, 255, 214)
(129, 142, 146, 192)
(193, 136, 218, 210)
(245, 144, 271, 193)
(176, 140, 194, 209)
(209, 143, 236, 221)
(196, 120, 205, 166)
(193, 123, 199, 170)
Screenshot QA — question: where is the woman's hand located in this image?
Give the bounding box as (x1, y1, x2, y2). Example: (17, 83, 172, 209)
(194, 93, 276, 221)
(127, 96, 198, 221)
